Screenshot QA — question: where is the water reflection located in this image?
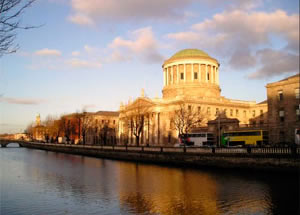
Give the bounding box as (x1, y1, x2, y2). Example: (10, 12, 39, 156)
(0, 147, 298, 215)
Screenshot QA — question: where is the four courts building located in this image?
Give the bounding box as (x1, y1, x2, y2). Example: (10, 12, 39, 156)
(118, 49, 268, 146)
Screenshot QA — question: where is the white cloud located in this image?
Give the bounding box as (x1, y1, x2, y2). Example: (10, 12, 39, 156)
(202, 0, 263, 10)
(83, 45, 100, 54)
(248, 49, 299, 79)
(0, 96, 44, 105)
(68, 0, 194, 25)
(67, 0, 266, 26)
(71, 51, 80, 56)
(167, 9, 299, 78)
(108, 27, 164, 63)
(67, 58, 101, 69)
(35, 48, 62, 57)
(68, 13, 94, 26)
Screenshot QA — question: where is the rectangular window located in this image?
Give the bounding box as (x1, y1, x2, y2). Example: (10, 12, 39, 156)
(295, 88, 300, 99)
(278, 90, 283, 101)
(207, 73, 210, 80)
(243, 110, 247, 117)
(224, 109, 227, 116)
(296, 106, 300, 121)
(279, 110, 284, 117)
(180, 73, 184, 80)
(207, 107, 211, 115)
(252, 110, 256, 117)
(194, 72, 198, 79)
(260, 110, 263, 118)
(230, 109, 233, 116)
(236, 109, 239, 117)
(113, 120, 115, 124)
(279, 110, 285, 122)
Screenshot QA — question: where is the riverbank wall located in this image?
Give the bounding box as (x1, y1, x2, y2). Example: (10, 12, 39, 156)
(20, 142, 300, 173)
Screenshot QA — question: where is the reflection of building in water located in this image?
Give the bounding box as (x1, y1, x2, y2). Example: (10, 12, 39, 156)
(216, 176, 274, 214)
(119, 49, 268, 146)
(118, 162, 218, 215)
(118, 162, 273, 215)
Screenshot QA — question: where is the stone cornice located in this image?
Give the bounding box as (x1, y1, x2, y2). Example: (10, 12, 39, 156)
(163, 56, 219, 68)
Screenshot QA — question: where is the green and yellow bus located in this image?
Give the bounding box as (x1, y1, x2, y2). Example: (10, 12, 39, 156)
(222, 130, 268, 147)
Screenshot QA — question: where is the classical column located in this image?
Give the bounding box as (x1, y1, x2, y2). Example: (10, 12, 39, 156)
(163, 69, 166, 86)
(198, 64, 201, 82)
(205, 64, 208, 82)
(216, 67, 219, 85)
(177, 65, 179, 83)
(184, 64, 186, 82)
(191, 63, 194, 82)
(166, 68, 169, 86)
(212, 66, 215, 84)
(171, 66, 174, 85)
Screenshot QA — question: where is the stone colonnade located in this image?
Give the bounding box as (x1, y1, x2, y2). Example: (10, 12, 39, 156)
(163, 62, 219, 86)
(118, 112, 163, 146)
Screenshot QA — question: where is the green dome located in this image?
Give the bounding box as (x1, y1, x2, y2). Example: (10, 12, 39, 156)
(170, 49, 210, 60)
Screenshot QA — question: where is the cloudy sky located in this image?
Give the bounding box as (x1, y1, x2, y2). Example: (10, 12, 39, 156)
(0, 0, 299, 133)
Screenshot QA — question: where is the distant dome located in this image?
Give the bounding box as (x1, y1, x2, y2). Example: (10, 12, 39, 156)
(169, 49, 210, 60)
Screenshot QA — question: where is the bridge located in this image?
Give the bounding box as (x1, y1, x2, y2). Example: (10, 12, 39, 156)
(0, 139, 27, 147)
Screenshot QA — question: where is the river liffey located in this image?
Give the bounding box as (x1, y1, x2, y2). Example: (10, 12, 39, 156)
(0, 144, 299, 215)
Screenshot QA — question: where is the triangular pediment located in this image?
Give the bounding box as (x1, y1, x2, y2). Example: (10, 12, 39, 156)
(131, 97, 155, 107)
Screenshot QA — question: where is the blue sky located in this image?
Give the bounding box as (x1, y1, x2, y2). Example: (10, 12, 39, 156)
(0, 0, 299, 133)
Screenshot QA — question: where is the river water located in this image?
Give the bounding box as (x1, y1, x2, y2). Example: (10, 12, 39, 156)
(0, 144, 299, 215)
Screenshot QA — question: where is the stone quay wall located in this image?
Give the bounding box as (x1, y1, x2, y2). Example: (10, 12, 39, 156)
(19, 142, 300, 173)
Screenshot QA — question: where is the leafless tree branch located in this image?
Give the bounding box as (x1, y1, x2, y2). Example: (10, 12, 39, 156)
(0, 0, 39, 57)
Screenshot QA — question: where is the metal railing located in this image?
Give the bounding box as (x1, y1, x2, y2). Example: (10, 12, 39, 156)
(24, 142, 300, 157)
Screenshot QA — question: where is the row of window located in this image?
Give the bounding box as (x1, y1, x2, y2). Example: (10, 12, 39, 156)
(171, 72, 212, 81)
(278, 88, 299, 101)
(95, 119, 116, 125)
(278, 106, 300, 122)
(202, 106, 264, 118)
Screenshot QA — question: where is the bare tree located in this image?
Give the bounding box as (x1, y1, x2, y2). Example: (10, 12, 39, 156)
(73, 111, 82, 141)
(171, 103, 205, 138)
(81, 112, 94, 145)
(123, 99, 151, 146)
(43, 114, 61, 142)
(24, 121, 34, 139)
(0, 0, 38, 56)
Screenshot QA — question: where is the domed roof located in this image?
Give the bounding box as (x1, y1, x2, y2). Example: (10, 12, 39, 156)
(170, 49, 210, 60)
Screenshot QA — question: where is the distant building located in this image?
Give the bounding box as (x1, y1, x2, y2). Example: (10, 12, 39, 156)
(266, 74, 300, 145)
(85, 111, 119, 145)
(14, 133, 28, 140)
(119, 49, 268, 146)
(33, 114, 46, 141)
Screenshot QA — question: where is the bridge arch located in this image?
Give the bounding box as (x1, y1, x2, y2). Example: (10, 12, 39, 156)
(0, 141, 24, 148)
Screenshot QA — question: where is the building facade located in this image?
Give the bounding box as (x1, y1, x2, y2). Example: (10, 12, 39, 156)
(266, 74, 300, 145)
(85, 111, 119, 145)
(33, 114, 46, 141)
(119, 49, 268, 146)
